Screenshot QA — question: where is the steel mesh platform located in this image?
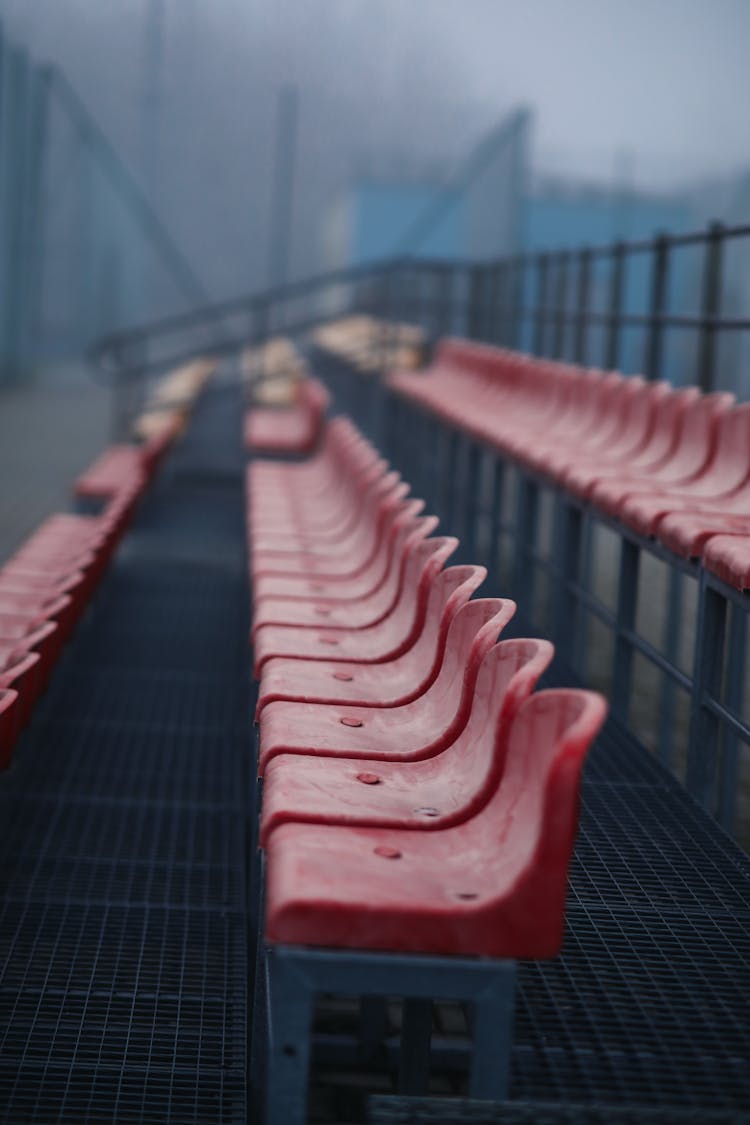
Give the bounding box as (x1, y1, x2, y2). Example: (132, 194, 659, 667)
(0, 382, 251, 1124)
(3, 372, 750, 1121)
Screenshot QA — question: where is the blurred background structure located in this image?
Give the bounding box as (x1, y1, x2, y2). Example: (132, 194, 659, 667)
(2, 4, 750, 1123)
(0, 0, 748, 384)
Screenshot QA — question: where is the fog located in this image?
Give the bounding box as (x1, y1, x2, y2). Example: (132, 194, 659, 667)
(2, 0, 749, 301)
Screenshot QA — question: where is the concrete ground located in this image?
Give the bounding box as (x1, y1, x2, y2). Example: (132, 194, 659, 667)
(0, 364, 113, 563)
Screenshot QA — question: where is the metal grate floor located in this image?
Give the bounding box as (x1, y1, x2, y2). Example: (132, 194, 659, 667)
(3, 369, 750, 1121)
(0, 382, 251, 1124)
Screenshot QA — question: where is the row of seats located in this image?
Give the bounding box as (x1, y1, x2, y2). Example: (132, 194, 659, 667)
(0, 396, 188, 767)
(313, 315, 426, 373)
(389, 339, 750, 590)
(246, 412, 607, 1115)
(244, 373, 330, 457)
(131, 358, 217, 448)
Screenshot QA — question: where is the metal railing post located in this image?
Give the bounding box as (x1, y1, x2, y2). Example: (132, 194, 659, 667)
(644, 232, 670, 381)
(573, 249, 591, 365)
(697, 221, 724, 394)
(605, 242, 625, 371)
(686, 580, 728, 811)
(533, 253, 549, 357)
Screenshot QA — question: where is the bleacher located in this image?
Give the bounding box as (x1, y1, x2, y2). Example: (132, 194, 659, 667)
(2, 322, 750, 1125)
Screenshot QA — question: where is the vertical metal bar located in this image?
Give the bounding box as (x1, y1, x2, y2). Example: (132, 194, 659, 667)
(553, 499, 583, 673)
(573, 248, 591, 365)
(553, 251, 569, 359)
(26, 66, 50, 362)
(513, 256, 526, 351)
(486, 453, 505, 590)
(513, 475, 539, 621)
(467, 264, 482, 340)
(686, 581, 727, 810)
(533, 253, 549, 357)
(487, 264, 501, 343)
(644, 232, 670, 381)
(264, 949, 315, 1125)
(697, 221, 724, 394)
(605, 242, 625, 370)
(469, 968, 516, 1099)
(657, 568, 684, 771)
(717, 603, 746, 834)
(611, 538, 640, 723)
(398, 999, 433, 1095)
(463, 437, 483, 561)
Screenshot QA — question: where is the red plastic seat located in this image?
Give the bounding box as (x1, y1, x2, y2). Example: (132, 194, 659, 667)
(264, 689, 607, 959)
(249, 471, 405, 567)
(256, 564, 485, 715)
(252, 497, 424, 606)
(619, 403, 750, 537)
(260, 635, 553, 842)
(245, 377, 330, 455)
(74, 444, 146, 502)
(560, 381, 673, 497)
(257, 597, 515, 775)
(0, 651, 42, 727)
(0, 622, 60, 683)
(252, 536, 457, 676)
(562, 387, 700, 501)
(252, 513, 437, 634)
(587, 392, 735, 519)
(0, 688, 20, 769)
(250, 458, 391, 550)
(658, 509, 750, 559)
(702, 534, 750, 591)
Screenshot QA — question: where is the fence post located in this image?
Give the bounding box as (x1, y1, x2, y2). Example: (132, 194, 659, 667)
(552, 251, 569, 360)
(573, 248, 591, 365)
(644, 232, 669, 381)
(686, 580, 727, 812)
(533, 253, 549, 357)
(605, 242, 625, 371)
(611, 538, 640, 723)
(697, 221, 724, 394)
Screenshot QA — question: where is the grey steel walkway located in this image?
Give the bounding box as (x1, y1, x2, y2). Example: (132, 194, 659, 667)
(0, 367, 111, 563)
(0, 381, 251, 1123)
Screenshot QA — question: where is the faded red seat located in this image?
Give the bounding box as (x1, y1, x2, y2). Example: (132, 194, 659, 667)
(249, 471, 406, 572)
(252, 536, 458, 676)
(250, 458, 391, 550)
(619, 402, 750, 537)
(251, 498, 424, 606)
(252, 511, 435, 634)
(658, 509, 750, 560)
(0, 651, 42, 729)
(256, 564, 485, 715)
(702, 535, 750, 591)
(264, 688, 607, 959)
(74, 444, 146, 503)
(260, 635, 553, 842)
(562, 387, 700, 501)
(0, 689, 20, 769)
(0, 622, 60, 684)
(560, 381, 673, 497)
(587, 392, 734, 519)
(245, 377, 330, 455)
(258, 597, 515, 776)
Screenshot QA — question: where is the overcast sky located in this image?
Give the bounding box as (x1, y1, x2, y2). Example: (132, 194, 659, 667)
(2, 0, 748, 301)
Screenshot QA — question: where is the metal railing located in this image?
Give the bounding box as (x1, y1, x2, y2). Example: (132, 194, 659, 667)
(90, 217, 750, 846)
(93, 217, 750, 393)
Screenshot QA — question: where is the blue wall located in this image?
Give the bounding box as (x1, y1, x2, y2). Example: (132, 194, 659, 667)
(351, 181, 465, 264)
